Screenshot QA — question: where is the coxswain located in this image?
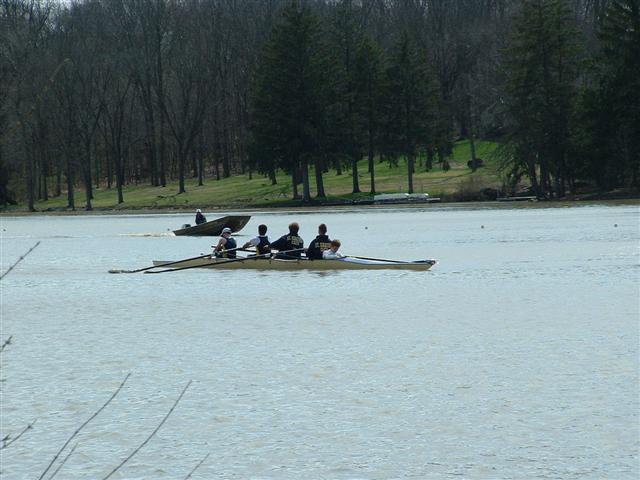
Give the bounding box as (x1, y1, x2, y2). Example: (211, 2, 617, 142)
(243, 224, 271, 255)
(269, 222, 304, 259)
(214, 227, 237, 258)
(322, 239, 345, 259)
(306, 223, 332, 260)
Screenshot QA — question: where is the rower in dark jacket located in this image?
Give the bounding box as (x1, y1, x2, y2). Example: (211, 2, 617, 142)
(306, 223, 332, 260)
(214, 227, 237, 258)
(270, 222, 304, 259)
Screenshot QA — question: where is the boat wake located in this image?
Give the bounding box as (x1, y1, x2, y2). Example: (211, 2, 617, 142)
(118, 232, 176, 237)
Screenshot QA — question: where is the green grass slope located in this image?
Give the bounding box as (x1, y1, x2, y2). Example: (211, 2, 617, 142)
(22, 140, 500, 211)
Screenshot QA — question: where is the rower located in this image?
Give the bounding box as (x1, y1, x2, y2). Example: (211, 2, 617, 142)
(214, 227, 237, 258)
(270, 222, 304, 259)
(306, 223, 332, 260)
(243, 224, 271, 255)
(322, 239, 344, 259)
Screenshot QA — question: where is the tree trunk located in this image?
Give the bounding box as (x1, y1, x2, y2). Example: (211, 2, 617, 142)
(302, 160, 311, 202)
(191, 148, 198, 178)
(291, 168, 299, 199)
(407, 153, 414, 194)
(426, 147, 434, 171)
(94, 138, 100, 190)
(66, 155, 75, 210)
(116, 162, 124, 204)
(178, 146, 186, 194)
(159, 120, 166, 187)
(41, 165, 48, 201)
(528, 159, 541, 198)
(352, 157, 360, 194)
(368, 131, 376, 193)
(82, 141, 93, 210)
(222, 123, 231, 178)
(469, 133, 478, 171)
(315, 157, 325, 198)
(106, 149, 112, 189)
(27, 150, 35, 212)
(55, 155, 62, 197)
(115, 145, 124, 204)
(83, 165, 93, 210)
(42, 150, 49, 201)
(269, 168, 277, 185)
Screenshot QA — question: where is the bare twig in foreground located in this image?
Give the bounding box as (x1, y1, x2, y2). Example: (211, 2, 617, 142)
(48, 442, 78, 480)
(38, 373, 132, 480)
(184, 452, 210, 479)
(1, 419, 37, 450)
(102, 380, 193, 480)
(0, 336, 12, 353)
(0, 241, 41, 281)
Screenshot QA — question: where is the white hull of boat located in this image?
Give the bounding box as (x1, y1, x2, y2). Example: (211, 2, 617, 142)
(152, 257, 436, 271)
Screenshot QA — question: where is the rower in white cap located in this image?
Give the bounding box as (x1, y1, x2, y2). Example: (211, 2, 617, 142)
(213, 227, 237, 258)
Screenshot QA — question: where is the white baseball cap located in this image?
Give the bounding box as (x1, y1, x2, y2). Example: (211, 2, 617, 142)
(222, 227, 232, 234)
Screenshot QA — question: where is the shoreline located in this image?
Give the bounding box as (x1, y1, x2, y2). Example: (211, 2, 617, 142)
(2, 196, 638, 217)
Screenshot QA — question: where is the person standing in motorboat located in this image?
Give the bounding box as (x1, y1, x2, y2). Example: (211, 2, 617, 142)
(195, 209, 207, 225)
(306, 223, 332, 260)
(243, 224, 271, 255)
(269, 222, 304, 259)
(214, 227, 237, 258)
(322, 239, 345, 259)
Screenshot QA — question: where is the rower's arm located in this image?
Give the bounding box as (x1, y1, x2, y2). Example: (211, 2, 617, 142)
(214, 238, 226, 251)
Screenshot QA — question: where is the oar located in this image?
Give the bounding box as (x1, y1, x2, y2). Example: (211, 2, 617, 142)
(108, 246, 254, 274)
(108, 253, 212, 274)
(345, 255, 435, 264)
(144, 248, 305, 274)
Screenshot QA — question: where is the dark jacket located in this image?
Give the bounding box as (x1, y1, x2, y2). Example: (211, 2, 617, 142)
(195, 213, 207, 225)
(270, 234, 304, 258)
(307, 234, 332, 260)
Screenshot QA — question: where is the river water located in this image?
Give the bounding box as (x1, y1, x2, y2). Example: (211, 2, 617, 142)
(1, 203, 638, 479)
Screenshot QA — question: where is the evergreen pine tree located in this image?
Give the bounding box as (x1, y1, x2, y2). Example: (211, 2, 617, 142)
(598, 0, 640, 187)
(502, 0, 581, 197)
(249, 1, 335, 202)
(384, 31, 437, 194)
(330, 0, 364, 194)
(354, 34, 386, 194)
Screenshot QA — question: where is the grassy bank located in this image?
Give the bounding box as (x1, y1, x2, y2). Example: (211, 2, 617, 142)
(13, 140, 502, 211)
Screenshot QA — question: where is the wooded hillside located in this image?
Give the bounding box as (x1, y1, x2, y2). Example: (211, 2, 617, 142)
(1, 0, 638, 210)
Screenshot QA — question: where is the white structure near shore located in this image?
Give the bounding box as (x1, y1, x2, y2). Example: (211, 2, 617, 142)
(373, 193, 441, 204)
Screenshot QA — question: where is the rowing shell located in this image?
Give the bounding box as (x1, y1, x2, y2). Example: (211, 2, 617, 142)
(152, 256, 436, 271)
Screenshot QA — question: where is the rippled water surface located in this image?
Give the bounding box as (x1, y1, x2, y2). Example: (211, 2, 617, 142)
(1, 203, 638, 479)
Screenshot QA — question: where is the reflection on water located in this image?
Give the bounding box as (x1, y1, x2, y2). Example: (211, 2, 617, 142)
(1, 203, 638, 479)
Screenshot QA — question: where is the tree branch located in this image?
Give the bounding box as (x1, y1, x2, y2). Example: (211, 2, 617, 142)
(38, 373, 131, 480)
(1, 419, 37, 450)
(101, 380, 192, 480)
(0, 241, 40, 281)
(0, 335, 12, 353)
(184, 452, 210, 480)
(48, 442, 78, 480)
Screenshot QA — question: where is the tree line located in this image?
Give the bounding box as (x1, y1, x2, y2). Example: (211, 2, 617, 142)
(1, 0, 638, 210)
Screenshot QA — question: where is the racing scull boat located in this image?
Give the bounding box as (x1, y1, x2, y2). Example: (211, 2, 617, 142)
(151, 256, 436, 271)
